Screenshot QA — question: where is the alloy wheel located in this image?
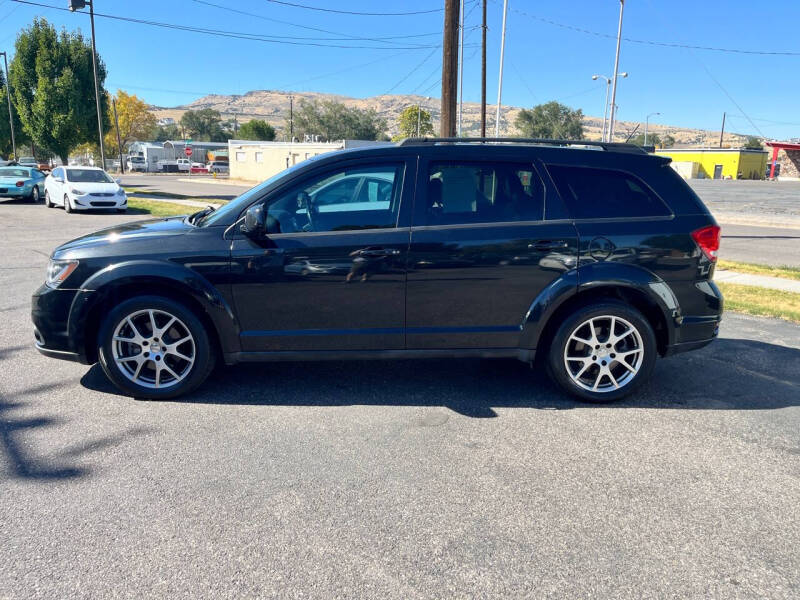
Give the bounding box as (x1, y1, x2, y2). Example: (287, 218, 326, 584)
(111, 309, 196, 389)
(563, 315, 644, 393)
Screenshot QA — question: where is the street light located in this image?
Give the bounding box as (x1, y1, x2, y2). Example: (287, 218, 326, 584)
(0, 51, 16, 160)
(68, 0, 105, 169)
(592, 72, 627, 142)
(644, 111, 660, 146)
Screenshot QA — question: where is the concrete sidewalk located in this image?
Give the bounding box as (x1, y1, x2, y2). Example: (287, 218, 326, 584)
(715, 269, 800, 293)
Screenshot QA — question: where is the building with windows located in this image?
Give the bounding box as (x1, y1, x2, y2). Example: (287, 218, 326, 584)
(227, 140, 387, 182)
(654, 148, 767, 180)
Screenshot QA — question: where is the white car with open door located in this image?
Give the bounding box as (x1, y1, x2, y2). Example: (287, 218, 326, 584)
(45, 166, 128, 213)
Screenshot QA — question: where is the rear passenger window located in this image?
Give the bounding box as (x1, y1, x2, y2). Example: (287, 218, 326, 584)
(547, 165, 671, 219)
(424, 162, 544, 226)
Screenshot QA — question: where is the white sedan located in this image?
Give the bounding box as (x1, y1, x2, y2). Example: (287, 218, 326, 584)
(44, 166, 127, 214)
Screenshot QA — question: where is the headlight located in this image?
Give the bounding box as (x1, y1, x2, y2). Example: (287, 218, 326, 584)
(45, 259, 79, 288)
(117, 188, 126, 195)
(70, 188, 85, 196)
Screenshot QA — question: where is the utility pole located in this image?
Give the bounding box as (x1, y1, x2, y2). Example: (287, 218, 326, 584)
(607, 0, 625, 141)
(440, 0, 459, 137)
(480, 0, 487, 137)
(644, 111, 660, 147)
(69, 1, 105, 168)
(494, 0, 508, 137)
(719, 112, 726, 148)
(112, 97, 124, 174)
(0, 51, 16, 160)
(457, 0, 465, 136)
(289, 95, 294, 141)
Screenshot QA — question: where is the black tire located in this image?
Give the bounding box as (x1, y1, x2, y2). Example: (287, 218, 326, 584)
(45, 190, 53, 208)
(30, 186, 40, 203)
(97, 295, 215, 399)
(547, 300, 657, 402)
(64, 194, 73, 213)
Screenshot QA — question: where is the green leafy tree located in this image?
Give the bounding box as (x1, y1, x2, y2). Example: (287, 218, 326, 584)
(154, 123, 180, 141)
(291, 99, 387, 141)
(393, 105, 434, 140)
(514, 101, 584, 140)
(180, 108, 230, 142)
(9, 18, 110, 163)
(0, 69, 30, 158)
(660, 133, 675, 148)
(630, 132, 661, 147)
(238, 119, 275, 141)
(744, 136, 763, 150)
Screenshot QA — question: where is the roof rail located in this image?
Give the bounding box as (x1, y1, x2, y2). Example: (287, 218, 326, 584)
(397, 137, 648, 155)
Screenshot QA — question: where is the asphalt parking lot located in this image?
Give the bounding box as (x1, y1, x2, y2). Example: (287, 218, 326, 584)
(1, 201, 799, 598)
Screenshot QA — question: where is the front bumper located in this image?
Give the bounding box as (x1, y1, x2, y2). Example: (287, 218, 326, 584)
(71, 194, 127, 210)
(32, 284, 92, 364)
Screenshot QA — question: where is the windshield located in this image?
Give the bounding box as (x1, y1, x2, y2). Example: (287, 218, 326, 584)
(66, 169, 114, 183)
(198, 161, 309, 226)
(0, 168, 31, 178)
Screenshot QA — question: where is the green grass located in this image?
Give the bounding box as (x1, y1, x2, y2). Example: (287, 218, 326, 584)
(718, 282, 800, 323)
(126, 197, 192, 217)
(717, 259, 800, 281)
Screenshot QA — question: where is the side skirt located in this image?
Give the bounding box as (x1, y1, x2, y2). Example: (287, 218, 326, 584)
(225, 348, 532, 365)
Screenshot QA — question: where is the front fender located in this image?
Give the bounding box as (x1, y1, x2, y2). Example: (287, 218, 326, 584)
(67, 260, 240, 357)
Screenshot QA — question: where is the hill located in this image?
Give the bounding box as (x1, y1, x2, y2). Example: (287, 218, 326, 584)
(150, 90, 752, 147)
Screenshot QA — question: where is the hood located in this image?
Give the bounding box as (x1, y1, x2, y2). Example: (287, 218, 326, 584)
(53, 216, 191, 256)
(65, 181, 120, 193)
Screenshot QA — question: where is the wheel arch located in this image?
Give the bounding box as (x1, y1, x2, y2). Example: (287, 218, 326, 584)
(69, 262, 240, 364)
(521, 263, 679, 360)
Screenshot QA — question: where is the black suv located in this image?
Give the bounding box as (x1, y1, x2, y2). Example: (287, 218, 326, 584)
(32, 138, 723, 401)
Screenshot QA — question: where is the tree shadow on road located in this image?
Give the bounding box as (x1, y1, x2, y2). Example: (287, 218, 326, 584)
(79, 338, 800, 417)
(0, 381, 151, 482)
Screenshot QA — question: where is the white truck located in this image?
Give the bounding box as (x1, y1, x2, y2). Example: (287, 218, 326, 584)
(156, 158, 191, 173)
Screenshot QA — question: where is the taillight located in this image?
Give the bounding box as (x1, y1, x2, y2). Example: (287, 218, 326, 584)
(15, 180, 24, 187)
(691, 225, 721, 262)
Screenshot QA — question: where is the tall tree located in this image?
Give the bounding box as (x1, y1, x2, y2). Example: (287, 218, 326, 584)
(514, 101, 584, 140)
(0, 69, 30, 158)
(238, 119, 276, 141)
(744, 136, 763, 150)
(104, 90, 157, 156)
(291, 99, 387, 141)
(393, 105, 434, 140)
(9, 18, 110, 163)
(154, 123, 180, 142)
(180, 108, 230, 142)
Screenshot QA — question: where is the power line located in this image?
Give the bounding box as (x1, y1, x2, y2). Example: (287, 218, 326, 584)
(192, 0, 441, 43)
(264, 0, 444, 17)
(383, 47, 440, 95)
(503, 2, 800, 57)
(10, 0, 441, 50)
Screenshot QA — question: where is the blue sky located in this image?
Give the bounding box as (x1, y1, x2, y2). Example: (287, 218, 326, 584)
(1, 0, 799, 138)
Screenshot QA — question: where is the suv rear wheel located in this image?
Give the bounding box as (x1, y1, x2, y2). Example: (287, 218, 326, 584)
(547, 301, 656, 402)
(97, 296, 214, 399)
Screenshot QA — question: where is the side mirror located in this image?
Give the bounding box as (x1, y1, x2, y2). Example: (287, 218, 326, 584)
(115, 178, 121, 185)
(241, 204, 266, 237)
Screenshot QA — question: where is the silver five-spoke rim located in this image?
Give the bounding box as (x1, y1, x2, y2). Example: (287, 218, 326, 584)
(563, 315, 644, 393)
(111, 309, 195, 389)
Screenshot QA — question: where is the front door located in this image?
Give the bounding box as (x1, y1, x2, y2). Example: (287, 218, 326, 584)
(230, 159, 414, 352)
(406, 159, 578, 349)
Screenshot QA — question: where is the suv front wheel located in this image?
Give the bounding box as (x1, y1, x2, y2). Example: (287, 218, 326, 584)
(97, 296, 214, 399)
(547, 301, 656, 402)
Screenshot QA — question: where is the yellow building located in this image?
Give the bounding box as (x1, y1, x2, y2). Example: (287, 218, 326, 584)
(654, 148, 767, 180)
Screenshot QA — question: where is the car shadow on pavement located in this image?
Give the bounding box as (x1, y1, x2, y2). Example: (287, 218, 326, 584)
(0, 381, 151, 481)
(79, 338, 800, 417)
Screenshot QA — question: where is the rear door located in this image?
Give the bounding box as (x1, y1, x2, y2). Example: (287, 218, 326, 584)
(406, 156, 578, 349)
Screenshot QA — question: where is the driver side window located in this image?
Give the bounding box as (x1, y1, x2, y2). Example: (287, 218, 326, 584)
(266, 164, 404, 233)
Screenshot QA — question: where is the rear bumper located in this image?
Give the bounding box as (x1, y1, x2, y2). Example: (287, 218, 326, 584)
(0, 186, 33, 197)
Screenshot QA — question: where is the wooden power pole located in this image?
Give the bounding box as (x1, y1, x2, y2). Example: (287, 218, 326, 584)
(480, 0, 487, 137)
(440, 0, 460, 137)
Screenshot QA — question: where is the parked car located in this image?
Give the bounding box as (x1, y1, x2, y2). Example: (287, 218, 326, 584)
(17, 156, 51, 172)
(44, 166, 127, 213)
(126, 156, 147, 172)
(0, 165, 47, 202)
(207, 161, 229, 174)
(32, 138, 723, 401)
(190, 162, 208, 174)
